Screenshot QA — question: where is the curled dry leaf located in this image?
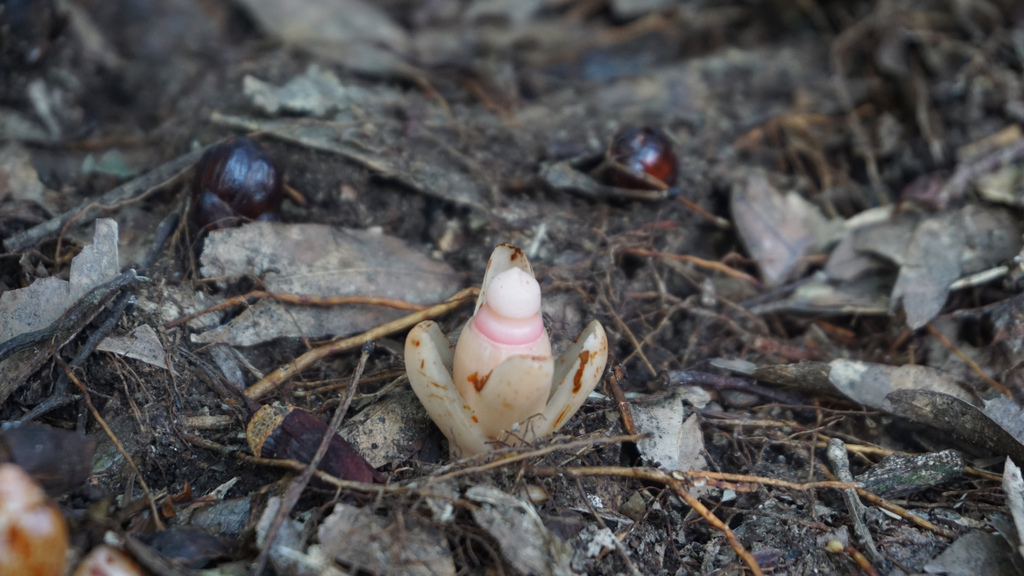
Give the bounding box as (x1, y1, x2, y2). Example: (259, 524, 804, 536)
(752, 359, 978, 411)
(883, 389, 1024, 464)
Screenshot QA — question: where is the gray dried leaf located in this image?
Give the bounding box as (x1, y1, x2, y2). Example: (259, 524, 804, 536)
(750, 274, 891, 316)
(464, 0, 544, 25)
(317, 503, 455, 576)
(235, 0, 407, 54)
(731, 175, 824, 287)
(243, 65, 394, 118)
(194, 223, 460, 346)
(923, 531, 1018, 576)
(608, 0, 677, 19)
(883, 390, 1024, 465)
(891, 211, 965, 328)
(256, 497, 341, 576)
(973, 165, 1023, 207)
(824, 233, 888, 282)
(0, 219, 119, 343)
(828, 360, 979, 410)
(0, 142, 47, 205)
(850, 211, 920, 266)
(632, 390, 708, 479)
(959, 204, 1023, 275)
(96, 324, 171, 372)
(234, 0, 413, 79)
(466, 486, 574, 576)
(753, 360, 979, 411)
(854, 450, 964, 498)
(1002, 458, 1024, 568)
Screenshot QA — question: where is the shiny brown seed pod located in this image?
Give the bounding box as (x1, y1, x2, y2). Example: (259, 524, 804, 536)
(605, 127, 677, 190)
(0, 463, 69, 576)
(247, 404, 384, 484)
(191, 137, 284, 231)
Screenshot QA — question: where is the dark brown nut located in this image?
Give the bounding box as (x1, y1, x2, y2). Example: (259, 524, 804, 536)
(605, 126, 677, 189)
(191, 137, 284, 231)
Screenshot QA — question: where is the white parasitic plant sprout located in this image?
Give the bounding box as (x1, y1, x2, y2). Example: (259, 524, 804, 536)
(405, 243, 608, 457)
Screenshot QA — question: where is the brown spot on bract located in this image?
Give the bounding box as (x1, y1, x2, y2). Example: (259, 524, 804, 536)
(554, 405, 570, 428)
(509, 245, 524, 262)
(472, 416, 479, 423)
(572, 349, 592, 393)
(411, 339, 420, 347)
(468, 371, 490, 392)
(430, 381, 445, 389)
(420, 359, 425, 369)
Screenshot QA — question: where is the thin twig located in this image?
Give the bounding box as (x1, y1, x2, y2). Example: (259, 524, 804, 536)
(56, 357, 164, 530)
(165, 291, 429, 328)
(244, 287, 478, 400)
(606, 365, 637, 436)
(3, 146, 208, 253)
(19, 289, 134, 423)
(826, 439, 884, 567)
(623, 248, 761, 288)
(425, 434, 644, 486)
(675, 196, 731, 229)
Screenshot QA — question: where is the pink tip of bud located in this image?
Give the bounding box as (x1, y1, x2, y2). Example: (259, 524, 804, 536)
(473, 267, 544, 345)
(486, 268, 541, 318)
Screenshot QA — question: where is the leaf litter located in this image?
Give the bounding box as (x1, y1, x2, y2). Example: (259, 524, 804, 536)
(2, 1, 1024, 575)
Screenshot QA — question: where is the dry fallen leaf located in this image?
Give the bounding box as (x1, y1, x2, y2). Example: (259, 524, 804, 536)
(731, 175, 828, 287)
(0, 219, 120, 344)
(631, 389, 708, 484)
(1002, 458, 1024, 569)
(466, 486, 574, 576)
(752, 359, 978, 411)
(317, 502, 455, 576)
(923, 531, 1018, 576)
(96, 324, 171, 372)
(883, 390, 1024, 465)
(234, 0, 413, 78)
(194, 222, 460, 346)
(890, 211, 965, 329)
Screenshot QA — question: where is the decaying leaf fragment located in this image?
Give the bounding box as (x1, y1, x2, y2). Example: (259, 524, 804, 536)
(883, 390, 1024, 465)
(752, 359, 978, 411)
(0, 218, 120, 344)
(1002, 458, 1024, 568)
(317, 502, 455, 576)
(731, 175, 832, 287)
(466, 486, 574, 576)
(194, 222, 460, 346)
(890, 211, 965, 329)
(631, 389, 708, 483)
